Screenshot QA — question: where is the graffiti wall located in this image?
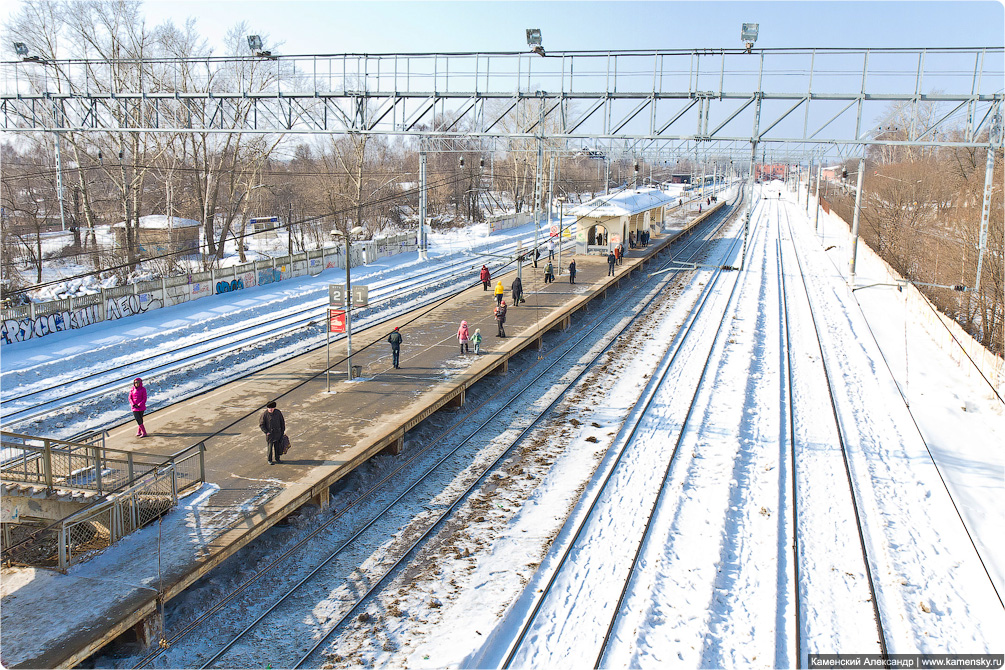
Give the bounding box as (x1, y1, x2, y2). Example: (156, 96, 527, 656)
(190, 281, 213, 300)
(215, 278, 245, 294)
(1, 304, 103, 345)
(2, 240, 414, 346)
(105, 293, 163, 321)
(257, 268, 282, 286)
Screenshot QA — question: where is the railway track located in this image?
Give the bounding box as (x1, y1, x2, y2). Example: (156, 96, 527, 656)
(125, 195, 741, 670)
(498, 193, 751, 669)
(0, 232, 558, 429)
(497, 193, 889, 668)
(777, 199, 887, 664)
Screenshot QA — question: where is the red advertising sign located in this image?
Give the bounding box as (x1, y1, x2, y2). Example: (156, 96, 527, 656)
(329, 309, 346, 333)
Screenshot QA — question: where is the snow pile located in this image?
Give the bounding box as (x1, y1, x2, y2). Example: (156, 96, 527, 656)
(126, 269, 157, 283)
(32, 275, 118, 302)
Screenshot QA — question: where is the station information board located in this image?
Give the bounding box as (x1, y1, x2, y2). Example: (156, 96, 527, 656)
(329, 309, 346, 333)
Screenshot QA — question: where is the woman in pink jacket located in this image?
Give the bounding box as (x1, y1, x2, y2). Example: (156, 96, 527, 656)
(457, 320, 470, 354)
(129, 377, 148, 437)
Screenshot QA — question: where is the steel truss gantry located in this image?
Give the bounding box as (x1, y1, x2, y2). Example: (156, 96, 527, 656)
(2, 47, 1003, 155)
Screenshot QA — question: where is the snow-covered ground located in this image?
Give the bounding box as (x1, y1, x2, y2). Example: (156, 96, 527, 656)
(2, 183, 1001, 668)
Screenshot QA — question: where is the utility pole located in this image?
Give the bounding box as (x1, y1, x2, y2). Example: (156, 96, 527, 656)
(814, 164, 822, 233)
(345, 232, 353, 381)
(535, 138, 544, 256)
(547, 152, 555, 228)
(419, 149, 428, 260)
(54, 132, 67, 232)
(805, 156, 813, 213)
(974, 128, 999, 293)
(287, 201, 294, 257)
(742, 141, 757, 271)
(848, 157, 866, 284)
(557, 196, 565, 275)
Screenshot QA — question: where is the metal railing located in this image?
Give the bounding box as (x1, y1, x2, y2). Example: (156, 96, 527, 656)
(2, 441, 206, 571)
(0, 430, 172, 495)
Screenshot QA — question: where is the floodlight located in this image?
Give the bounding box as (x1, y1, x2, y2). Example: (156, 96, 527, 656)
(13, 42, 29, 57)
(247, 35, 263, 52)
(526, 28, 545, 56)
(741, 23, 758, 53)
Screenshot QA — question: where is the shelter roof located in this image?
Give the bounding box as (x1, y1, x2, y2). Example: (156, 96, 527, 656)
(569, 187, 675, 218)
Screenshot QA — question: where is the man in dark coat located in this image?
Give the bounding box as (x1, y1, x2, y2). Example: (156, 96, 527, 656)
(512, 276, 523, 306)
(259, 401, 286, 464)
(495, 300, 507, 337)
(387, 327, 403, 368)
(607, 250, 616, 276)
(568, 259, 577, 284)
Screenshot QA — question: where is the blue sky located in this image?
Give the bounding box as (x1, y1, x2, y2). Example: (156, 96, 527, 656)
(137, 1, 1004, 55)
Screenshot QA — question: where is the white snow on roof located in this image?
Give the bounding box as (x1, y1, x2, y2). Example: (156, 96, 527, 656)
(569, 187, 675, 218)
(111, 215, 201, 229)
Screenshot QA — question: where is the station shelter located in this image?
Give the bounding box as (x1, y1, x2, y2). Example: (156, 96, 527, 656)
(571, 187, 676, 255)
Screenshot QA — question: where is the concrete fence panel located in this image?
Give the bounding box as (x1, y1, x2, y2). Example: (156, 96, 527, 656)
(2, 240, 414, 345)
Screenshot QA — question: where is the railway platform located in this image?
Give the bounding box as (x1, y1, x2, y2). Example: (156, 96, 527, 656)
(0, 210, 718, 669)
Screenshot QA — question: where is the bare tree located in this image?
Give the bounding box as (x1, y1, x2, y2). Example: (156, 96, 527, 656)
(0, 142, 59, 283)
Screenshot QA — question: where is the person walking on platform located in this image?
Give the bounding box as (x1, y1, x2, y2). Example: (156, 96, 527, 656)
(480, 265, 491, 290)
(614, 244, 622, 266)
(472, 328, 483, 354)
(547, 238, 555, 260)
(129, 377, 148, 437)
(457, 320, 471, 354)
(387, 327, 402, 368)
(495, 300, 507, 337)
(568, 259, 577, 284)
(512, 275, 523, 306)
(544, 261, 554, 284)
(533, 247, 541, 268)
(494, 280, 505, 305)
(607, 250, 616, 276)
(259, 401, 286, 465)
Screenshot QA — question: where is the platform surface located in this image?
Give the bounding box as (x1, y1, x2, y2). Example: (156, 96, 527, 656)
(0, 220, 701, 669)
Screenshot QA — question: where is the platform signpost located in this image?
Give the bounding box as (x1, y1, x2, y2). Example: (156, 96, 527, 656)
(326, 282, 369, 392)
(327, 284, 346, 392)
